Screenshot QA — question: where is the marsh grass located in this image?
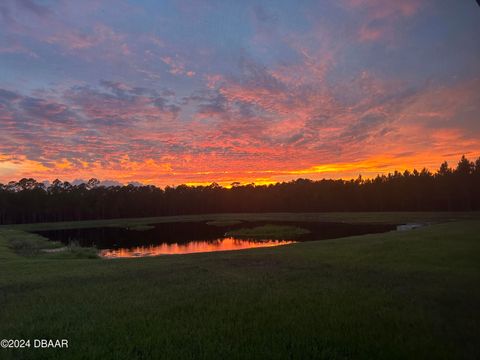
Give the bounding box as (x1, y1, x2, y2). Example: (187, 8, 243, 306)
(51, 245, 99, 259)
(4, 230, 98, 259)
(6, 231, 63, 256)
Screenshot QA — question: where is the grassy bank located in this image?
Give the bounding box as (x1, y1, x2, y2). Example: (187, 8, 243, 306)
(0, 229, 98, 260)
(2, 211, 479, 232)
(0, 213, 479, 359)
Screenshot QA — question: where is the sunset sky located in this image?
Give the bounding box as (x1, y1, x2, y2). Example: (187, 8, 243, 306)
(1, 0, 479, 186)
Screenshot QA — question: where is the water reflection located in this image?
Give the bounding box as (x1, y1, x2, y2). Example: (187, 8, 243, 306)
(34, 220, 397, 259)
(100, 237, 296, 258)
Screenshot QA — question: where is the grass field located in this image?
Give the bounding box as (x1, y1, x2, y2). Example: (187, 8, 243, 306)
(0, 212, 479, 359)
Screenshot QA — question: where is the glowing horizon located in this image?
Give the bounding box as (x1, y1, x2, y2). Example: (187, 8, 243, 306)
(1, 1, 479, 187)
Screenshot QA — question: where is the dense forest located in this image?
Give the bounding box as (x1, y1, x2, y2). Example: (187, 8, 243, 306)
(1, 156, 479, 224)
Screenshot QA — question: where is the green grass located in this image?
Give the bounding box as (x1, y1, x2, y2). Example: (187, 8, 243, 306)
(226, 224, 310, 239)
(2, 211, 478, 232)
(0, 213, 479, 359)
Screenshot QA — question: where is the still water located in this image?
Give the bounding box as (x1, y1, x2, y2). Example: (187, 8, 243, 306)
(35, 221, 396, 258)
(100, 237, 296, 258)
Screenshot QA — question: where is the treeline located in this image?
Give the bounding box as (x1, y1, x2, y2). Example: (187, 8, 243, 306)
(1, 156, 479, 224)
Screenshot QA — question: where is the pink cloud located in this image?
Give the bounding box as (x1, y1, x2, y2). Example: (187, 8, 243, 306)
(0, 42, 38, 58)
(342, 0, 422, 18)
(160, 55, 195, 77)
(46, 24, 124, 51)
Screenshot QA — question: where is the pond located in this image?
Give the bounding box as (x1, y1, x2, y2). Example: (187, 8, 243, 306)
(34, 221, 396, 258)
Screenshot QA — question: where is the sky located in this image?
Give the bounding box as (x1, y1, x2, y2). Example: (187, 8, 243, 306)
(0, 0, 479, 187)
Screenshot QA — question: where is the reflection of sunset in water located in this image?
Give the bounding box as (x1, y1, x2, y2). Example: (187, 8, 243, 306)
(100, 237, 296, 258)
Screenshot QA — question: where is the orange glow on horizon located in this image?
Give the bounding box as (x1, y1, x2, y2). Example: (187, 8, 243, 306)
(1, 150, 479, 187)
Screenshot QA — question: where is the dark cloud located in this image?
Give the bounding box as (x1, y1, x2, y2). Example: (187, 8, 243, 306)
(19, 96, 75, 123)
(17, 0, 51, 17)
(161, 89, 175, 97)
(0, 88, 21, 101)
(252, 5, 278, 24)
(195, 92, 229, 117)
(153, 97, 180, 114)
(238, 57, 285, 93)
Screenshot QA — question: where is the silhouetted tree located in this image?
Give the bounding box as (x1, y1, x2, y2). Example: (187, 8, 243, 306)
(0, 155, 479, 224)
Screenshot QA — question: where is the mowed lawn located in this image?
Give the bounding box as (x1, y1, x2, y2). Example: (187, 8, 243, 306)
(0, 213, 479, 359)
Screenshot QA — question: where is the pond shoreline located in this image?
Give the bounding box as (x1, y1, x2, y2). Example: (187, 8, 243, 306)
(33, 219, 397, 258)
